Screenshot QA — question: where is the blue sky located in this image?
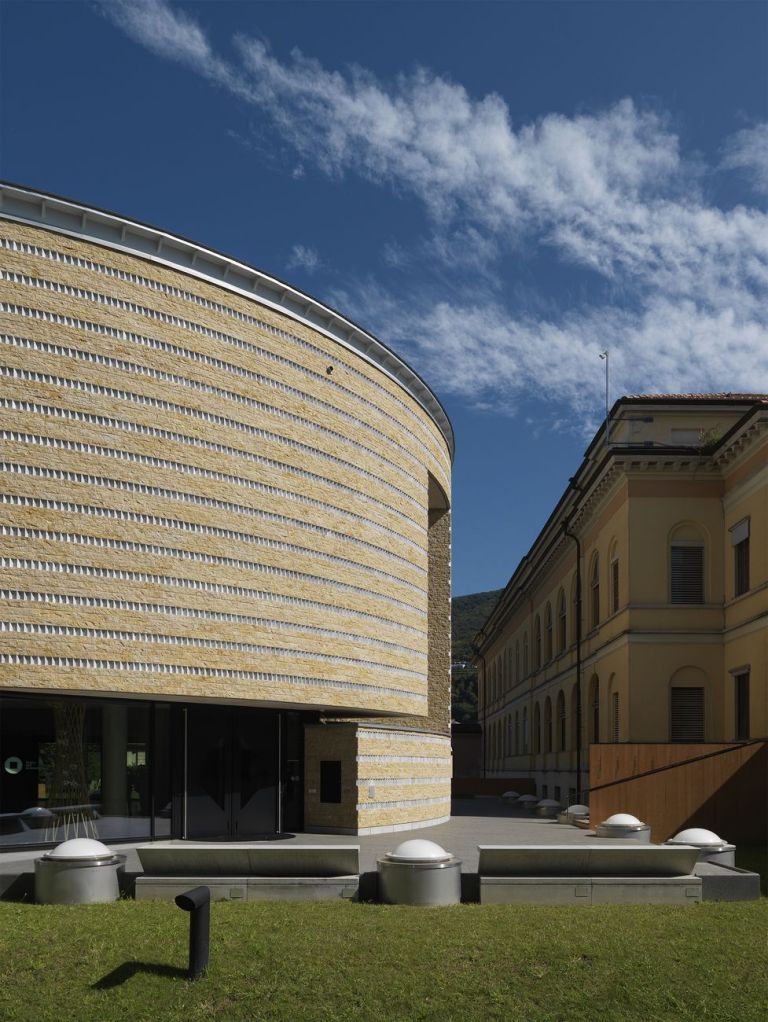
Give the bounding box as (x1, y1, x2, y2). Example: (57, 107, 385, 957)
(1, 1, 766, 595)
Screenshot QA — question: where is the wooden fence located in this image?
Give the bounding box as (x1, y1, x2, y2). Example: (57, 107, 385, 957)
(588, 741, 767, 843)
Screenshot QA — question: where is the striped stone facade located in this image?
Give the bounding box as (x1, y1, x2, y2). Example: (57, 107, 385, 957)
(0, 184, 452, 834)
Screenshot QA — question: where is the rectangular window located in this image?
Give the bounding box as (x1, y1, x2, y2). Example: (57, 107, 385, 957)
(319, 760, 342, 803)
(671, 545, 704, 603)
(731, 518, 750, 597)
(671, 687, 705, 742)
(735, 673, 750, 740)
(734, 539, 750, 596)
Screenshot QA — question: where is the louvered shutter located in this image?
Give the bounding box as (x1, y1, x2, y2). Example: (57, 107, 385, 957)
(671, 546, 704, 603)
(671, 687, 704, 742)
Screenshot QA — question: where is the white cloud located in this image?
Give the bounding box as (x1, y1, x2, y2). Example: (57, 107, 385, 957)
(721, 123, 768, 197)
(333, 283, 766, 434)
(103, 0, 225, 76)
(103, 1, 768, 423)
(286, 243, 321, 274)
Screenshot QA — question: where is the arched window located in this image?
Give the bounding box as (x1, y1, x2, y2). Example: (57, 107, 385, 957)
(557, 690, 566, 751)
(534, 702, 541, 754)
(545, 603, 553, 662)
(589, 676, 600, 744)
(544, 697, 552, 753)
(523, 633, 529, 677)
(571, 574, 580, 645)
(514, 710, 519, 754)
(522, 707, 529, 752)
(515, 640, 520, 683)
(590, 555, 600, 628)
(570, 685, 580, 750)
(557, 589, 567, 652)
(533, 615, 542, 671)
(611, 691, 620, 742)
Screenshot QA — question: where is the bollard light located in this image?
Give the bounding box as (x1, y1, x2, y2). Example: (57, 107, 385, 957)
(175, 885, 211, 980)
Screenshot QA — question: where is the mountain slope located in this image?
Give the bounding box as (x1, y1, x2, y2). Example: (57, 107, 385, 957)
(451, 588, 503, 722)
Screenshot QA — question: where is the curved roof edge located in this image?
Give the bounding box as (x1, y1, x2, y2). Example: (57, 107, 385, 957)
(0, 181, 454, 458)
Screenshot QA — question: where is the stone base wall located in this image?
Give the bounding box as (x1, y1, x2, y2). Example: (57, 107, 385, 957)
(304, 722, 452, 833)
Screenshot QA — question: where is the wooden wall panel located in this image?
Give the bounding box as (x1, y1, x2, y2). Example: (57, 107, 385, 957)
(589, 742, 768, 843)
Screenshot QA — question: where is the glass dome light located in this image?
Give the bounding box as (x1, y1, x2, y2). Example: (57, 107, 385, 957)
(385, 839, 452, 863)
(603, 813, 642, 827)
(668, 828, 726, 847)
(44, 838, 115, 861)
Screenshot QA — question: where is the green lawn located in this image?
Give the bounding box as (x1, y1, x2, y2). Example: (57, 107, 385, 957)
(1, 900, 766, 1022)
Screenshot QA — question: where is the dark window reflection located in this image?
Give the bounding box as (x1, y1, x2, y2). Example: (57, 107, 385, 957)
(0, 695, 168, 848)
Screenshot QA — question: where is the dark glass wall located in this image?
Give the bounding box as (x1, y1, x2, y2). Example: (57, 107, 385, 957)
(1, 694, 306, 847)
(0, 694, 171, 849)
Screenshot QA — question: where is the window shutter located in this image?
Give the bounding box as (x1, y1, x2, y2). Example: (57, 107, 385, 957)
(671, 546, 704, 603)
(729, 519, 749, 546)
(671, 687, 704, 742)
(735, 538, 750, 596)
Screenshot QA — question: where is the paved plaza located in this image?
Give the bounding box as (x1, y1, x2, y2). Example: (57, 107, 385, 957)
(0, 798, 630, 886)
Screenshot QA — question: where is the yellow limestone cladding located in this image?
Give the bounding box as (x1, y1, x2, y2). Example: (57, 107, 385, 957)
(355, 728, 452, 826)
(0, 222, 451, 713)
(0, 305, 427, 545)
(0, 433, 428, 624)
(0, 222, 451, 495)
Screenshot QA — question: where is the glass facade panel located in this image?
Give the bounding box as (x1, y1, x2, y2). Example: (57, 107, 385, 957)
(0, 694, 170, 848)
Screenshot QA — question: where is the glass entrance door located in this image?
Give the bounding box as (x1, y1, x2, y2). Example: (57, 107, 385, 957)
(185, 707, 279, 839)
(236, 711, 278, 838)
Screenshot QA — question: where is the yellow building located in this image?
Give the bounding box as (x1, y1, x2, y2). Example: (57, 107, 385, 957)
(475, 394, 767, 804)
(0, 182, 452, 845)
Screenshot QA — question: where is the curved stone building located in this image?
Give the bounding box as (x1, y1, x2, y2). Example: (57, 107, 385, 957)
(0, 182, 452, 845)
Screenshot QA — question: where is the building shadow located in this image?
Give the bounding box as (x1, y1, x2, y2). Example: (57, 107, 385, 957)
(0, 871, 33, 901)
(91, 961, 188, 989)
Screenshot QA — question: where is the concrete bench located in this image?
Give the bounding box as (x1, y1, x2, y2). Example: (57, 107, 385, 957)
(478, 844, 702, 906)
(135, 843, 360, 903)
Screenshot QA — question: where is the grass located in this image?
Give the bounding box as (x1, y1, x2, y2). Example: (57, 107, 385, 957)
(1, 900, 766, 1022)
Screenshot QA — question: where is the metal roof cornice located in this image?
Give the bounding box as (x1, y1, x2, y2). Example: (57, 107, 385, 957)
(0, 181, 454, 458)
